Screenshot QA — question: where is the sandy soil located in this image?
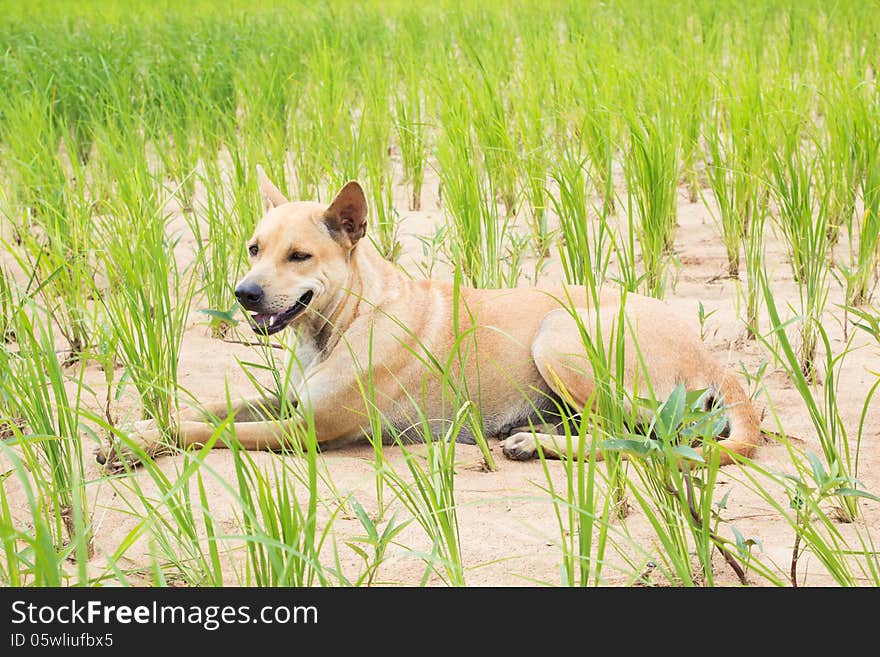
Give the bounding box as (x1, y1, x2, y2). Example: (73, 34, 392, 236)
(3, 159, 879, 587)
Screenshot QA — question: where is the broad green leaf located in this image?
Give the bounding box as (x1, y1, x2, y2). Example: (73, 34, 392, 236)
(686, 387, 710, 407)
(731, 526, 746, 553)
(806, 450, 827, 486)
(198, 308, 240, 324)
(603, 438, 653, 457)
(345, 543, 370, 562)
(836, 488, 880, 503)
(670, 444, 705, 463)
(656, 382, 686, 438)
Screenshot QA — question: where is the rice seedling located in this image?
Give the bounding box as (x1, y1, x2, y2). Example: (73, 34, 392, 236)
(13, 160, 100, 361)
(335, 500, 409, 587)
(434, 90, 510, 289)
(703, 72, 772, 338)
(0, 441, 90, 586)
(606, 385, 749, 586)
(102, 432, 229, 587)
(550, 144, 612, 290)
(234, 41, 299, 198)
(550, 290, 635, 520)
(300, 39, 361, 194)
(578, 105, 619, 223)
(845, 141, 880, 306)
(149, 53, 201, 213)
(766, 120, 832, 381)
(675, 68, 711, 206)
(0, 302, 92, 568)
(695, 301, 718, 342)
(533, 404, 614, 586)
(0, 91, 100, 361)
(410, 226, 450, 280)
(0, 80, 67, 223)
(568, 41, 620, 221)
(361, 56, 401, 261)
(459, 36, 518, 219)
(384, 413, 467, 587)
(227, 432, 334, 587)
(392, 65, 427, 213)
(735, 446, 880, 587)
(0, 266, 18, 344)
(704, 92, 756, 278)
(190, 156, 247, 338)
(760, 272, 869, 522)
(743, 199, 770, 339)
(95, 126, 197, 435)
(622, 107, 680, 298)
(612, 194, 646, 295)
(816, 71, 868, 246)
(511, 41, 552, 256)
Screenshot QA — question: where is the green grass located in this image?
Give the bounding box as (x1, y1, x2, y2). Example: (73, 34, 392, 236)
(1, 302, 93, 576)
(534, 408, 613, 586)
(759, 272, 870, 522)
(766, 112, 832, 380)
(0, 265, 17, 344)
(606, 385, 744, 586)
(622, 108, 680, 298)
(550, 144, 610, 288)
(849, 145, 880, 305)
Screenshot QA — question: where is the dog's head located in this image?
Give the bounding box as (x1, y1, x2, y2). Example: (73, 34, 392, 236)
(235, 167, 367, 335)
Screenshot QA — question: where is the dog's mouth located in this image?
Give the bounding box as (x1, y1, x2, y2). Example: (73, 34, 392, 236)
(249, 290, 314, 335)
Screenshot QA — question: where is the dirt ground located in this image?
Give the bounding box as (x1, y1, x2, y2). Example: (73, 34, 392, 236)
(3, 158, 879, 587)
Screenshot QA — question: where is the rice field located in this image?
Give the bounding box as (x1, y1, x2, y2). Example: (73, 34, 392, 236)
(1, 0, 879, 587)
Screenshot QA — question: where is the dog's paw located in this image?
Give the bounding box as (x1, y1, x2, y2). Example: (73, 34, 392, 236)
(501, 432, 538, 461)
(94, 443, 136, 474)
(95, 420, 167, 474)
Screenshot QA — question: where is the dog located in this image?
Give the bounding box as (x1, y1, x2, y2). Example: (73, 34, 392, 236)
(96, 168, 760, 470)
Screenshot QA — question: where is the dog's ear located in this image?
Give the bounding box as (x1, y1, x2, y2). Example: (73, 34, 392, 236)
(323, 181, 367, 247)
(256, 164, 288, 214)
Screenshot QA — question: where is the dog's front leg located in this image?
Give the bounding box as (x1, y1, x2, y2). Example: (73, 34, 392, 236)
(97, 340, 367, 471)
(96, 395, 295, 472)
(179, 395, 291, 423)
(177, 417, 301, 452)
(95, 418, 173, 473)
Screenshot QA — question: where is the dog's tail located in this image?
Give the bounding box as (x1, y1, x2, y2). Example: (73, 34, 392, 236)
(707, 370, 761, 466)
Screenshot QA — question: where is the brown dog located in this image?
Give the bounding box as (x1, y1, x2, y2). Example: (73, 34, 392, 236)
(97, 170, 760, 470)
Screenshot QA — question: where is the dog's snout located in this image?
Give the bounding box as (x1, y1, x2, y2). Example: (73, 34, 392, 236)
(234, 281, 264, 309)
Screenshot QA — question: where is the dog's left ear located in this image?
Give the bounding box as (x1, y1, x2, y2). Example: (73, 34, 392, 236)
(324, 181, 367, 247)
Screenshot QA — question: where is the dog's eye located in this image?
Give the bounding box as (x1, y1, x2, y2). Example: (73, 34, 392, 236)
(288, 251, 311, 262)
(248, 244, 258, 257)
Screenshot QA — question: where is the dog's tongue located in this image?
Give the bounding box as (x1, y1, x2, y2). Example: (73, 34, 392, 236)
(251, 313, 275, 330)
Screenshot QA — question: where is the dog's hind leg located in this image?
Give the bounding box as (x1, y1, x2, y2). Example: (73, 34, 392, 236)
(502, 430, 606, 461)
(501, 305, 761, 465)
(501, 309, 600, 461)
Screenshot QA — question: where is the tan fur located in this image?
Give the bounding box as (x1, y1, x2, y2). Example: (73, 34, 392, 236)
(96, 174, 761, 471)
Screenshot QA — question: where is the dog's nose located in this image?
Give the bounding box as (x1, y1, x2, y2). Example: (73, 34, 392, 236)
(234, 281, 264, 309)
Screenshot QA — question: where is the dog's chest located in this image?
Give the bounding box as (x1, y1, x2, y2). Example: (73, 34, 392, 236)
(288, 327, 326, 382)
